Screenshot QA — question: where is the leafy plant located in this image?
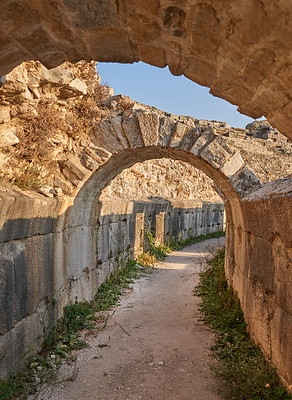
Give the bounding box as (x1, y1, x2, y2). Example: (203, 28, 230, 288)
(12, 166, 43, 191)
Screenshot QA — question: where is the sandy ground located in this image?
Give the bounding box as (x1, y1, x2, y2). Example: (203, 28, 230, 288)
(35, 237, 224, 400)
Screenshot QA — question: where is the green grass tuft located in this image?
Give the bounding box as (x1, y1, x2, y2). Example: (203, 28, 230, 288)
(195, 248, 291, 400)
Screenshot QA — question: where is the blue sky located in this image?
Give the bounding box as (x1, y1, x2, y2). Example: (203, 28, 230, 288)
(97, 62, 264, 129)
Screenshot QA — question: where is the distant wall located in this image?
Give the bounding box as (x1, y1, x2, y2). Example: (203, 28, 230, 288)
(0, 186, 224, 378)
(96, 199, 224, 281)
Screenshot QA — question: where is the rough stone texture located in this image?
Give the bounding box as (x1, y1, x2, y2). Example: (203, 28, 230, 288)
(245, 119, 288, 142)
(225, 180, 292, 390)
(0, 185, 223, 378)
(0, 1, 292, 141)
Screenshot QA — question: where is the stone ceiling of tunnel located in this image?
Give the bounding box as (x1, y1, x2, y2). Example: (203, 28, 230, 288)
(0, 0, 292, 139)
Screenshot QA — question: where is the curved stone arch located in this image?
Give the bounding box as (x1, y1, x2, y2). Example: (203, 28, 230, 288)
(55, 96, 261, 300)
(60, 95, 261, 214)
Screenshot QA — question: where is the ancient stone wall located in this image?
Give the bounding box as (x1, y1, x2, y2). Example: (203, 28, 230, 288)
(0, 184, 223, 378)
(225, 179, 292, 390)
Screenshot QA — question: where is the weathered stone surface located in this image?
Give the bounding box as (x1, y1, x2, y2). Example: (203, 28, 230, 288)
(110, 115, 129, 148)
(200, 136, 232, 169)
(190, 127, 216, 156)
(168, 122, 188, 147)
(226, 187, 292, 391)
(122, 114, 144, 148)
(63, 156, 90, 180)
(178, 127, 202, 151)
(220, 151, 244, 178)
(229, 166, 262, 197)
(137, 111, 159, 146)
(0, 124, 19, 147)
(91, 120, 124, 153)
(158, 116, 176, 146)
(0, 107, 10, 123)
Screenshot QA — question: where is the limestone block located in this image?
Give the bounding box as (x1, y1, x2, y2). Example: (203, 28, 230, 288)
(0, 124, 19, 147)
(220, 151, 244, 177)
(110, 115, 129, 148)
(53, 175, 73, 195)
(122, 114, 144, 148)
(270, 307, 292, 389)
(229, 166, 261, 197)
(40, 65, 74, 85)
(91, 120, 124, 153)
(136, 111, 159, 146)
(178, 127, 203, 151)
(37, 185, 54, 198)
(200, 136, 232, 169)
(28, 85, 41, 99)
(63, 156, 89, 181)
(0, 107, 10, 123)
(107, 95, 134, 110)
(168, 122, 188, 147)
(20, 87, 34, 101)
(190, 126, 216, 156)
(69, 77, 87, 94)
(158, 116, 176, 146)
(81, 152, 100, 171)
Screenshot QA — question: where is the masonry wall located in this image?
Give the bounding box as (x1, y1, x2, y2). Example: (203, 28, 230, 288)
(225, 181, 292, 390)
(96, 199, 224, 282)
(0, 186, 224, 378)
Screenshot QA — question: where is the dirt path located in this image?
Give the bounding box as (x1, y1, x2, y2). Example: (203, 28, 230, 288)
(38, 237, 224, 400)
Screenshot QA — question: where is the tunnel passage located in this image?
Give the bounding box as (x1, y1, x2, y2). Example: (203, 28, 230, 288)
(59, 97, 292, 391)
(0, 0, 291, 390)
(0, 95, 260, 379)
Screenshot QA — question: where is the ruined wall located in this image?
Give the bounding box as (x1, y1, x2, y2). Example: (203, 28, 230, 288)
(97, 199, 224, 281)
(0, 185, 223, 378)
(225, 179, 292, 390)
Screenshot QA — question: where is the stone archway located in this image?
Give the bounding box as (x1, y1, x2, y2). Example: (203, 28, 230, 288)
(56, 95, 259, 281)
(55, 93, 258, 314)
(51, 96, 291, 391)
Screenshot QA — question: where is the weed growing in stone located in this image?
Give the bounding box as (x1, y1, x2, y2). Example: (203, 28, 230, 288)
(168, 230, 225, 251)
(194, 248, 292, 400)
(137, 230, 225, 267)
(0, 259, 148, 400)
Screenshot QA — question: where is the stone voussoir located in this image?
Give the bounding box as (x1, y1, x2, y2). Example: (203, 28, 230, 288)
(136, 110, 160, 146)
(190, 126, 216, 156)
(200, 135, 233, 169)
(121, 113, 144, 148)
(220, 151, 245, 178)
(229, 166, 262, 197)
(168, 121, 189, 147)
